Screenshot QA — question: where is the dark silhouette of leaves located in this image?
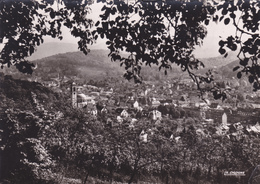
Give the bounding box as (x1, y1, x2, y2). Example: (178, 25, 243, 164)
(233, 66, 240, 71)
(0, 0, 94, 74)
(249, 75, 254, 83)
(224, 17, 230, 25)
(237, 72, 242, 79)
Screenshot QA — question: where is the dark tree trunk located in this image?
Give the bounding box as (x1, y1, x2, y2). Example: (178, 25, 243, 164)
(128, 140, 140, 184)
(83, 172, 89, 184)
(165, 171, 169, 184)
(128, 166, 138, 184)
(207, 165, 212, 179)
(109, 167, 114, 184)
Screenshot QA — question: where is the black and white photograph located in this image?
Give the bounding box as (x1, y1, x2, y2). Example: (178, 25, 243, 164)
(0, 0, 260, 183)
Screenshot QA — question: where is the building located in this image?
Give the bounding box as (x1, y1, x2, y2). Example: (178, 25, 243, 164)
(152, 110, 162, 120)
(120, 109, 129, 118)
(71, 83, 95, 108)
(133, 101, 139, 109)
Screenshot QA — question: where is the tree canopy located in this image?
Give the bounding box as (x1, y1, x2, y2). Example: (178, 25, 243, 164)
(0, 0, 259, 99)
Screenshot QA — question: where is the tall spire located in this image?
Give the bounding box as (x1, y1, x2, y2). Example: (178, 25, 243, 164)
(71, 82, 77, 108)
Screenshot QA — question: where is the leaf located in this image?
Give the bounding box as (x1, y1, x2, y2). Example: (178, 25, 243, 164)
(218, 48, 226, 55)
(217, 4, 223, 11)
(50, 11, 55, 19)
(95, 21, 100, 27)
(237, 72, 242, 79)
(109, 21, 115, 27)
(39, 4, 46, 9)
(249, 75, 254, 83)
(36, 39, 40, 46)
(101, 5, 106, 11)
(219, 15, 224, 22)
(219, 40, 225, 47)
(230, 44, 237, 51)
(102, 22, 108, 30)
(253, 82, 259, 89)
(221, 8, 228, 15)
(45, 7, 52, 13)
(204, 19, 209, 25)
(230, 13, 236, 19)
(240, 58, 249, 66)
(213, 15, 219, 22)
(29, 46, 34, 55)
(224, 53, 228, 58)
(233, 66, 240, 71)
(224, 18, 230, 25)
(111, 7, 117, 15)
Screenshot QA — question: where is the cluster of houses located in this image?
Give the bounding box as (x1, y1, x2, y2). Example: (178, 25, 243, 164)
(216, 112, 260, 139)
(70, 82, 260, 143)
(70, 80, 260, 120)
(71, 82, 165, 119)
(138, 112, 260, 144)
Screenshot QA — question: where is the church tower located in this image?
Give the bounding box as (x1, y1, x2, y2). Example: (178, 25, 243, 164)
(71, 82, 77, 108)
(222, 113, 227, 126)
(200, 109, 206, 120)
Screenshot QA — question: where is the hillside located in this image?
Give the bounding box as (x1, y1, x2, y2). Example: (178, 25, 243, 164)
(32, 50, 125, 81)
(0, 74, 64, 111)
(28, 50, 182, 82)
(1, 46, 242, 83)
(217, 59, 240, 78)
(193, 52, 242, 80)
(200, 51, 238, 68)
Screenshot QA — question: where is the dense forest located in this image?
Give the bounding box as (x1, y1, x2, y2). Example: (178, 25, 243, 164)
(1, 74, 260, 184)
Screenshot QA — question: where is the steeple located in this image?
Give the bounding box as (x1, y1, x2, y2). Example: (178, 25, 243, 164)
(71, 82, 77, 108)
(222, 113, 227, 126)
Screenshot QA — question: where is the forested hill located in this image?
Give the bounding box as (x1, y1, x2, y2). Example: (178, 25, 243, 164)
(2, 48, 239, 82)
(33, 50, 124, 80)
(199, 51, 238, 69)
(0, 73, 65, 111)
(30, 50, 182, 81)
(30, 49, 238, 82)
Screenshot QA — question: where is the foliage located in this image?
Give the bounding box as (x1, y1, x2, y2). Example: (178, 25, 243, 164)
(94, 0, 260, 99)
(217, 1, 260, 92)
(0, 74, 64, 111)
(0, 75, 67, 183)
(0, 0, 94, 74)
(1, 109, 56, 183)
(1, 76, 260, 183)
(95, 0, 209, 83)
